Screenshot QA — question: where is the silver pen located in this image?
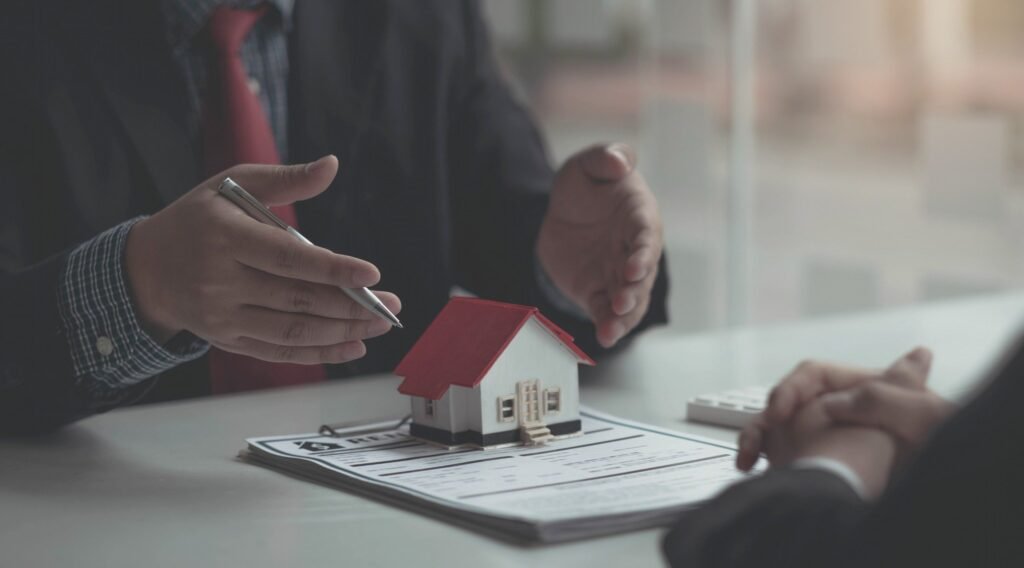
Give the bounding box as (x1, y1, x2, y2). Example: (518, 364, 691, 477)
(217, 177, 403, 329)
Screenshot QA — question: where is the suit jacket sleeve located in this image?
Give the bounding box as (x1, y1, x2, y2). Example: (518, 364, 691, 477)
(445, 1, 668, 357)
(662, 467, 866, 568)
(662, 338, 1024, 568)
(0, 8, 171, 434)
(0, 12, 125, 433)
(0, 82, 165, 433)
(0, 179, 157, 435)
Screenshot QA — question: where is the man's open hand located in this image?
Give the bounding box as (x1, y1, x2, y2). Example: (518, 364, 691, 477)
(537, 143, 663, 348)
(125, 155, 401, 364)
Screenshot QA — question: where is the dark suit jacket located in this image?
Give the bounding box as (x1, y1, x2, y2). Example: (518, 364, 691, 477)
(663, 339, 1024, 567)
(0, 0, 669, 435)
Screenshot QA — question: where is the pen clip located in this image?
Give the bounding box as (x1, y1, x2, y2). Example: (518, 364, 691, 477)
(319, 415, 412, 438)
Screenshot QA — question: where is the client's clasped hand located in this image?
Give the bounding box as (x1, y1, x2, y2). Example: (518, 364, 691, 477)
(736, 347, 955, 498)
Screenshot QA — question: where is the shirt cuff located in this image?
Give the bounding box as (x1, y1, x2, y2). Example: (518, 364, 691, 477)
(792, 456, 869, 500)
(534, 256, 589, 320)
(58, 217, 208, 394)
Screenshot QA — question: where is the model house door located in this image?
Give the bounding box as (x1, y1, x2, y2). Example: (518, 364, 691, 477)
(517, 379, 542, 425)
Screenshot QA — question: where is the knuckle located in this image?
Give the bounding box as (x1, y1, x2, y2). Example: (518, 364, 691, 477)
(340, 320, 363, 341)
(854, 385, 882, 410)
(195, 280, 222, 303)
(275, 244, 302, 272)
(198, 311, 229, 336)
(274, 344, 297, 362)
(282, 320, 309, 343)
(343, 296, 365, 319)
(326, 259, 351, 286)
(290, 284, 316, 312)
(273, 164, 299, 184)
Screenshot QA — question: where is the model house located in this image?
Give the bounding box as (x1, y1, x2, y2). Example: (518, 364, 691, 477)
(395, 297, 595, 448)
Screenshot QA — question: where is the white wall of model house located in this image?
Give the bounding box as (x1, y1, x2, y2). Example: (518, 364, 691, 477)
(408, 317, 582, 435)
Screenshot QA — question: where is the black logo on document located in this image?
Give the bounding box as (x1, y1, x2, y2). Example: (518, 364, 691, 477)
(294, 441, 344, 452)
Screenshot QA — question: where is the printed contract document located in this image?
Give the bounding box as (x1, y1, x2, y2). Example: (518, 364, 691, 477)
(241, 408, 759, 542)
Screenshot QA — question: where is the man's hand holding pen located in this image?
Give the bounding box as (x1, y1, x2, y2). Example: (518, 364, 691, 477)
(125, 155, 402, 364)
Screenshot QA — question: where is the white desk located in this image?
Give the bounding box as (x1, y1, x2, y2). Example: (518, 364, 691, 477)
(3, 294, 1023, 567)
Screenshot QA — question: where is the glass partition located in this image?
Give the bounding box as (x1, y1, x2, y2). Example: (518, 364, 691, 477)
(483, 0, 1024, 333)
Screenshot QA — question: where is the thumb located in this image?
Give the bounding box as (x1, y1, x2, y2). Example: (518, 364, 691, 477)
(577, 143, 636, 183)
(884, 346, 933, 389)
(218, 155, 339, 206)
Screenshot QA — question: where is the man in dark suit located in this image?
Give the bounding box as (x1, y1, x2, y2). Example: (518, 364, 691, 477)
(662, 345, 1024, 567)
(0, 1, 668, 434)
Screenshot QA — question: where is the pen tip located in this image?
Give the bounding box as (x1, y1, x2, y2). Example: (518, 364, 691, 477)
(395, 322, 404, 329)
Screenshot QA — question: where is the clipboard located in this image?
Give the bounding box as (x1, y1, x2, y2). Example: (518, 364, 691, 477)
(318, 414, 411, 438)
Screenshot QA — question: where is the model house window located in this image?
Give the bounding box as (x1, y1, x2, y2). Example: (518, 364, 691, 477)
(425, 399, 434, 417)
(545, 388, 561, 413)
(498, 396, 516, 422)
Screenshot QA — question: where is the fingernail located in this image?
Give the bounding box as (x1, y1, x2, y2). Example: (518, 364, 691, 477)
(615, 294, 636, 316)
(628, 265, 648, 282)
(608, 143, 634, 170)
(354, 269, 380, 288)
(305, 155, 334, 174)
(622, 294, 637, 314)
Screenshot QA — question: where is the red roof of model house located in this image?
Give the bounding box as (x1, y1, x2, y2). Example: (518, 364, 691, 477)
(395, 297, 595, 400)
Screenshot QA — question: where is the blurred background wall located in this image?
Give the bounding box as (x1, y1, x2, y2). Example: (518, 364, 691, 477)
(482, 0, 1024, 333)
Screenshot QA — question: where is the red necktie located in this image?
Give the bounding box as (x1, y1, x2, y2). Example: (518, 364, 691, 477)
(203, 5, 326, 394)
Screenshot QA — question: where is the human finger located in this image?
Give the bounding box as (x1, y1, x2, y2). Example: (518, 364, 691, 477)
(216, 155, 339, 206)
(578, 143, 637, 183)
(232, 305, 393, 347)
(624, 236, 660, 284)
(611, 278, 650, 318)
(587, 291, 623, 348)
(610, 255, 657, 330)
(211, 337, 367, 364)
(230, 221, 380, 288)
(736, 419, 766, 471)
(764, 361, 880, 425)
(605, 284, 652, 345)
(592, 260, 655, 348)
(821, 381, 953, 446)
(239, 266, 401, 320)
(883, 346, 933, 389)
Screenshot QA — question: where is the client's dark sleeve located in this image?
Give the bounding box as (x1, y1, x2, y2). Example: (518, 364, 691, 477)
(662, 468, 866, 568)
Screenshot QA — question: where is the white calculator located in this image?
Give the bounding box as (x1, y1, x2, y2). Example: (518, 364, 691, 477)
(686, 386, 770, 429)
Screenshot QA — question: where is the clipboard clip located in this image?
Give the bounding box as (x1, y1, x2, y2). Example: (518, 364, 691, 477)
(318, 415, 412, 438)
